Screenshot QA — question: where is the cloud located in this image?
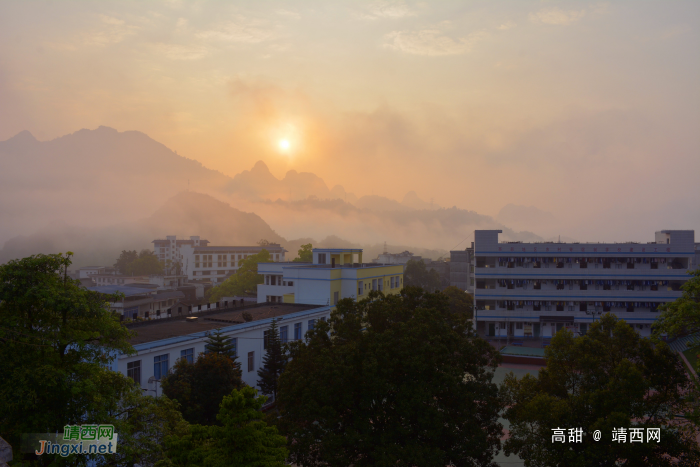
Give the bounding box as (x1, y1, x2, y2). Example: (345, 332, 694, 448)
(153, 43, 209, 60)
(529, 8, 585, 26)
(195, 16, 275, 43)
(276, 9, 301, 19)
(81, 15, 139, 46)
(383, 28, 488, 56)
(498, 21, 516, 30)
(361, 1, 417, 20)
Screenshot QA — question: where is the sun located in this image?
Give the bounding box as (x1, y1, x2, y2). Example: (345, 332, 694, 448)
(278, 139, 290, 151)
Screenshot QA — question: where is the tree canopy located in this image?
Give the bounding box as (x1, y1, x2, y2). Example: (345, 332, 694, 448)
(0, 252, 136, 463)
(126, 251, 164, 276)
(114, 249, 164, 275)
(208, 249, 271, 301)
(292, 243, 313, 262)
(114, 249, 139, 274)
(162, 386, 288, 467)
(441, 285, 474, 319)
(501, 313, 700, 466)
(277, 288, 503, 467)
(204, 329, 237, 358)
(257, 318, 287, 401)
(161, 351, 244, 426)
(654, 269, 700, 353)
(403, 258, 441, 292)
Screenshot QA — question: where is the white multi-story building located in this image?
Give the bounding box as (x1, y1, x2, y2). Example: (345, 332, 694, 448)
(257, 248, 404, 306)
(153, 235, 287, 283)
(153, 235, 210, 268)
(180, 243, 287, 284)
(473, 229, 696, 340)
(111, 303, 331, 394)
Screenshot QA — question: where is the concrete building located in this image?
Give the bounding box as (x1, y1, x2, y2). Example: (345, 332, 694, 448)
(87, 285, 185, 320)
(473, 230, 696, 340)
(152, 235, 210, 269)
(450, 245, 474, 294)
(93, 273, 188, 289)
(372, 250, 422, 265)
(77, 266, 107, 279)
(257, 248, 404, 306)
(111, 303, 331, 394)
(180, 243, 287, 284)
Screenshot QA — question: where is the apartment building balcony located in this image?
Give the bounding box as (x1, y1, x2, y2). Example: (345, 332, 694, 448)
(474, 287, 682, 301)
(474, 265, 690, 279)
(474, 308, 661, 322)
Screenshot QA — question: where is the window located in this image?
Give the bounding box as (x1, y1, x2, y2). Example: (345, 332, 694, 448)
(248, 351, 255, 372)
(287, 281, 293, 286)
(308, 319, 316, 331)
(390, 277, 395, 288)
(280, 325, 288, 344)
(358, 281, 363, 296)
(154, 354, 169, 380)
(195, 255, 200, 261)
(127, 360, 141, 384)
(294, 323, 302, 340)
(230, 338, 237, 358)
(318, 253, 326, 264)
(263, 330, 270, 350)
(372, 279, 377, 291)
(181, 348, 194, 364)
(516, 322, 523, 330)
(333, 291, 339, 305)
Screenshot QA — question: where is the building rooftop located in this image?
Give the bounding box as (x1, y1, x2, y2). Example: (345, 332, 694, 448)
(152, 291, 186, 301)
(259, 262, 395, 269)
(125, 303, 321, 345)
(87, 285, 156, 297)
(190, 245, 287, 252)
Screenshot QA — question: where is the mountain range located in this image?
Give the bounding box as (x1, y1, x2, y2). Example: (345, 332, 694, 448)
(0, 127, 545, 266)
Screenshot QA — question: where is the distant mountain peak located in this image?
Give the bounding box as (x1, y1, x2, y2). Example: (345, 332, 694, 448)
(251, 160, 270, 173)
(4, 130, 37, 144)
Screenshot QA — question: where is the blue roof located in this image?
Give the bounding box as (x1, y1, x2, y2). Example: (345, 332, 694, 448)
(87, 285, 154, 297)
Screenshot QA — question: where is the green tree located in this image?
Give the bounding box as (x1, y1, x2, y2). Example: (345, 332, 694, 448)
(501, 313, 700, 466)
(161, 386, 288, 467)
(277, 288, 503, 467)
(96, 379, 189, 467)
(161, 351, 244, 425)
(205, 328, 237, 358)
(257, 319, 287, 401)
(208, 249, 271, 301)
(653, 269, 700, 425)
(292, 243, 313, 262)
(125, 252, 164, 276)
(654, 270, 700, 355)
(441, 285, 474, 319)
(114, 249, 138, 274)
(403, 258, 441, 291)
(0, 253, 135, 464)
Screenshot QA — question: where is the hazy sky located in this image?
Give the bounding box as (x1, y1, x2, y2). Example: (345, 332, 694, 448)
(1, 1, 698, 238)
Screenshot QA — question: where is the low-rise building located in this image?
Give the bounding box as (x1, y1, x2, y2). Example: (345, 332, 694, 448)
(257, 248, 404, 306)
(450, 245, 475, 294)
(88, 285, 185, 321)
(372, 250, 421, 265)
(111, 303, 331, 393)
(180, 243, 287, 284)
